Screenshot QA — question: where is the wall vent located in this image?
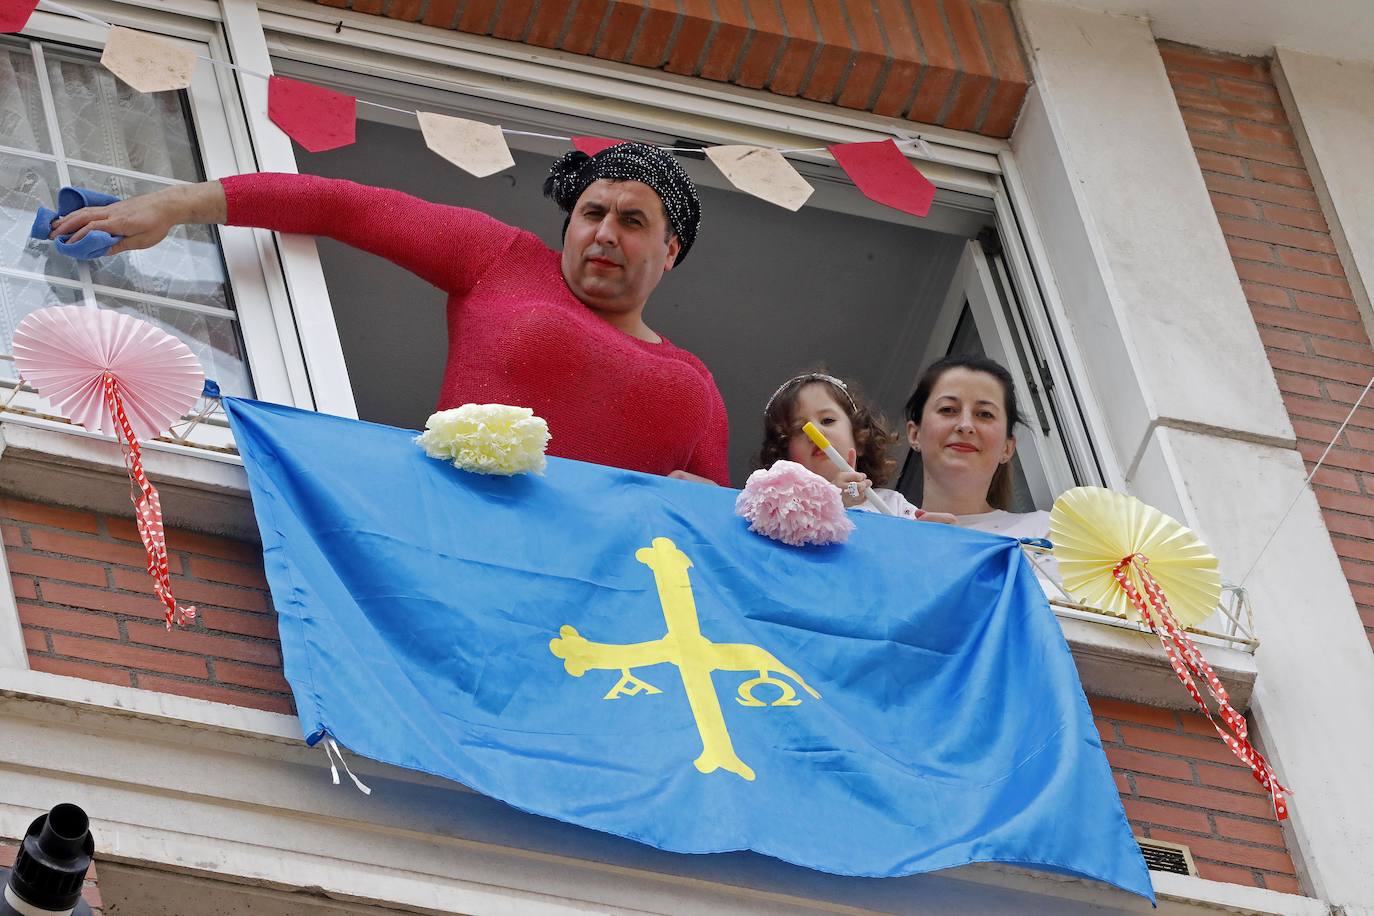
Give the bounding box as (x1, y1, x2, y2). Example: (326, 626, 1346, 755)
(1138, 837, 1198, 876)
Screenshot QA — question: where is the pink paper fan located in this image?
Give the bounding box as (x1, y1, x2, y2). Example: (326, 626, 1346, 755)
(12, 306, 204, 440)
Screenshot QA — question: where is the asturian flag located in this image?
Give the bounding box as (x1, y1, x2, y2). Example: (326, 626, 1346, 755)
(224, 398, 1153, 902)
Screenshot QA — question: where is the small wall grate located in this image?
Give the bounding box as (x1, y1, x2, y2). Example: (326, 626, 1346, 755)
(1138, 837, 1197, 876)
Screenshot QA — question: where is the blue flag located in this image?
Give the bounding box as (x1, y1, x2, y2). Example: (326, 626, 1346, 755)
(225, 398, 1152, 901)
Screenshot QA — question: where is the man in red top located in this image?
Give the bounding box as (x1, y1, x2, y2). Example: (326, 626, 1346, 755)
(50, 143, 730, 486)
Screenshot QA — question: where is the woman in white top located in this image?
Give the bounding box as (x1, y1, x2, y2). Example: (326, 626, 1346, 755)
(904, 355, 1058, 584)
(757, 372, 944, 519)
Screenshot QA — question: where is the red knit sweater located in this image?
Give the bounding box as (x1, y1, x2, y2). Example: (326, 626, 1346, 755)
(222, 173, 730, 486)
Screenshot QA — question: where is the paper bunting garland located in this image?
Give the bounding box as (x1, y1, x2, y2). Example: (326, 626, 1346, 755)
(100, 27, 195, 93)
(573, 136, 624, 156)
(705, 146, 814, 211)
(0, 0, 37, 33)
(418, 112, 514, 178)
(829, 139, 936, 218)
(268, 75, 356, 153)
(1050, 487, 1290, 820)
(13, 306, 204, 628)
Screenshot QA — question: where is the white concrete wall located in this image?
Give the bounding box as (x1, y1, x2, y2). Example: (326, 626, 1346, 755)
(1273, 49, 1374, 336)
(1012, 1, 1374, 907)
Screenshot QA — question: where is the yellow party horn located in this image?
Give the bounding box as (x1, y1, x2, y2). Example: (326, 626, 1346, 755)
(802, 421, 897, 516)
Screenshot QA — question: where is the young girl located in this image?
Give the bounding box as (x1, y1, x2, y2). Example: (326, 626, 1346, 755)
(757, 373, 946, 520)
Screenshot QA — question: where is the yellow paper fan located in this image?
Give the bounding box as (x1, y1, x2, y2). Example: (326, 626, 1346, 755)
(1049, 487, 1221, 629)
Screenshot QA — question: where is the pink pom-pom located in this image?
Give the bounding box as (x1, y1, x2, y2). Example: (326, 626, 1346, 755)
(735, 460, 854, 547)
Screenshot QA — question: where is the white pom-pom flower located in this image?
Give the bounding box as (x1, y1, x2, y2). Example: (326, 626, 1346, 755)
(735, 460, 854, 546)
(416, 404, 551, 476)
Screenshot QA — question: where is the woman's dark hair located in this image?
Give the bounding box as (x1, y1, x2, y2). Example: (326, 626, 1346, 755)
(904, 354, 1023, 511)
(757, 374, 898, 485)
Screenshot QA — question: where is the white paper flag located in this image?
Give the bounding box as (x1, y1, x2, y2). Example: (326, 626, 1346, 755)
(418, 112, 515, 178)
(705, 145, 814, 211)
(101, 27, 196, 93)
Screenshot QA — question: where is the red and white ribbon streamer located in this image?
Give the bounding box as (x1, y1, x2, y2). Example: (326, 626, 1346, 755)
(1112, 554, 1289, 820)
(103, 372, 195, 629)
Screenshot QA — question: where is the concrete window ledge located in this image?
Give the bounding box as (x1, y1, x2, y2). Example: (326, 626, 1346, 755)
(0, 415, 1257, 710)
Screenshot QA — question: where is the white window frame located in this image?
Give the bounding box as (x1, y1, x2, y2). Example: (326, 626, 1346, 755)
(8, 7, 316, 433)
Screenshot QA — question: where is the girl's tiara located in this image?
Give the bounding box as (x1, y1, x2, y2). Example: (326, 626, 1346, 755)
(764, 373, 858, 416)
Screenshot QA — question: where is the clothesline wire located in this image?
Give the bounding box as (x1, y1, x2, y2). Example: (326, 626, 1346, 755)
(35, 0, 930, 159)
(1238, 373, 1374, 587)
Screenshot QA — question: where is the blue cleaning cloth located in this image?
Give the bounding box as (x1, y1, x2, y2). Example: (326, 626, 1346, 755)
(29, 186, 124, 260)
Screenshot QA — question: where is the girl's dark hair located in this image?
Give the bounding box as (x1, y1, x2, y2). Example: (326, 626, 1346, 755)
(904, 354, 1023, 511)
(757, 374, 898, 485)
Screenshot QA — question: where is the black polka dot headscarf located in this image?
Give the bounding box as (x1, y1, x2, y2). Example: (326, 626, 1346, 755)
(543, 142, 701, 265)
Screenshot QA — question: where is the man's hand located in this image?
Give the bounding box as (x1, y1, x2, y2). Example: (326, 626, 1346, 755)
(49, 181, 227, 256)
(668, 470, 719, 485)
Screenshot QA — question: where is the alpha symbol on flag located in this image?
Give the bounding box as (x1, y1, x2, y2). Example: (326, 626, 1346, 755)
(550, 537, 820, 781)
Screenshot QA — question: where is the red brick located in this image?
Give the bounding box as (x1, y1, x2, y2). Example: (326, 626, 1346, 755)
(1298, 444, 1374, 475)
(1123, 798, 1211, 833)
(51, 634, 208, 678)
(198, 608, 279, 640)
(1262, 873, 1302, 894)
(664, 0, 713, 74)
(1223, 217, 1335, 254)
(1159, 44, 1269, 83)
(1241, 281, 1292, 308)
(384, 0, 424, 21)
(350, 0, 384, 15)
(1119, 725, 1245, 766)
(140, 525, 259, 565)
(1250, 162, 1312, 190)
(215, 660, 291, 693)
(1235, 120, 1295, 148)
(136, 675, 294, 715)
(699, 0, 749, 82)
(941, 0, 994, 131)
(1188, 132, 1304, 168)
(1251, 305, 1365, 342)
(1215, 815, 1287, 847)
(1088, 696, 1180, 730)
(1294, 292, 1362, 321)
(23, 627, 47, 653)
(1104, 746, 1193, 780)
(491, 0, 537, 39)
(1096, 720, 1116, 744)
(455, 0, 499, 33)
(871, 0, 921, 117)
(1197, 762, 1269, 795)
(0, 844, 15, 866)
(1227, 237, 1276, 263)
(734, 0, 786, 90)
(186, 556, 269, 590)
(799, 0, 851, 103)
(975, 1, 1027, 137)
(1196, 150, 1247, 178)
(27, 530, 170, 570)
(1262, 202, 1329, 229)
(907, 0, 959, 123)
(28, 655, 132, 687)
(836, 0, 887, 112)
(1258, 326, 1306, 353)
(1332, 535, 1374, 563)
(1181, 109, 1233, 135)
(1210, 194, 1263, 220)
(1176, 90, 1286, 125)
(1273, 371, 1322, 397)
(594, 0, 646, 63)
(770, 0, 820, 97)
(1150, 830, 1296, 874)
(112, 568, 269, 614)
(3, 525, 20, 548)
(0, 499, 99, 533)
(1205, 173, 1321, 210)
(126, 621, 281, 666)
(6, 553, 107, 586)
(1278, 248, 1347, 278)
(1134, 776, 1278, 820)
(10, 575, 36, 599)
(1322, 512, 1374, 538)
(1168, 70, 1213, 94)
(1290, 417, 1339, 445)
(1311, 337, 1374, 366)
(1194, 860, 1262, 887)
(17, 603, 120, 639)
(524, 0, 573, 46)
(41, 581, 168, 620)
(1340, 557, 1374, 586)
(1216, 77, 1281, 104)
(1234, 261, 1353, 299)
(627, 1, 678, 67)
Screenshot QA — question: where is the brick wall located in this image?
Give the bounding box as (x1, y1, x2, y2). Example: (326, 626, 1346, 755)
(1161, 42, 1374, 653)
(1091, 696, 1298, 892)
(5, 498, 293, 715)
(314, 0, 1031, 138)
(0, 841, 101, 914)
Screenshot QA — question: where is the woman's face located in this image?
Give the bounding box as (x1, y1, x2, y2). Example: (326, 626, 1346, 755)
(907, 368, 1016, 498)
(785, 383, 858, 483)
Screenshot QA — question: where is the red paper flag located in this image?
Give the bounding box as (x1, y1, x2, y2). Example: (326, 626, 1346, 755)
(0, 0, 39, 33)
(268, 75, 356, 153)
(828, 139, 936, 218)
(573, 136, 624, 156)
